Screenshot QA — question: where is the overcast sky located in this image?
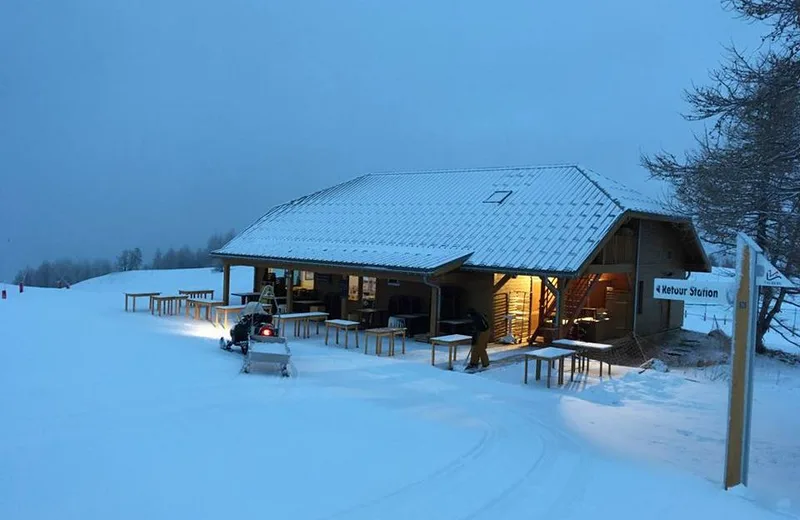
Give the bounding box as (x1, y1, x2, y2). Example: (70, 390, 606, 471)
(0, 1, 764, 281)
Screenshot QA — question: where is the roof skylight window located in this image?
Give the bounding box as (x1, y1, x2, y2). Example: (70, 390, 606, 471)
(483, 190, 513, 204)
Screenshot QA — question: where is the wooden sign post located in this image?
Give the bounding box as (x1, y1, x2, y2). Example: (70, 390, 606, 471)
(723, 233, 795, 489)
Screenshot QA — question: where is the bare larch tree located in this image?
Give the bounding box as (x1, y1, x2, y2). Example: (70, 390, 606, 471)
(642, 0, 800, 352)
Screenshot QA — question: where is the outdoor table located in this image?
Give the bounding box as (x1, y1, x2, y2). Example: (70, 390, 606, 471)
(523, 347, 577, 388)
(388, 314, 428, 335)
(186, 298, 226, 321)
(439, 318, 472, 334)
(214, 305, 246, 329)
(552, 339, 616, 377)
(151, 295, 189, 316)
(274, 311, 329, 338)
(364, 327, 406, 357)
(231, 291, 261, 304)
(325, 319, 361, 349)
(429, 334, 472, 370)
(179, 289, 214, 300)
(356, 308, 386, 329)
(124, 292, 160, 312)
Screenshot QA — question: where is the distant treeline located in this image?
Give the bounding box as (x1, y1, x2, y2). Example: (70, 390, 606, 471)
(13, 229, 236, 288)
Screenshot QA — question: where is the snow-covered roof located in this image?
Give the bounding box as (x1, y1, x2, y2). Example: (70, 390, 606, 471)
(215, 164, 692, 275)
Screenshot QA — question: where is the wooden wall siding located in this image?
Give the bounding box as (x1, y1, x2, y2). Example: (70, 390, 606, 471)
(591, 226, 636, 265)
(634, 219, 688, 336)
(491, 274, 541, 341)
(492, 293, 509, 341)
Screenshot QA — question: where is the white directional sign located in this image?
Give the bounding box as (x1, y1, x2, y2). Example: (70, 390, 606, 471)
(653, 278, 735, 306)
(755, 254, 795, 288)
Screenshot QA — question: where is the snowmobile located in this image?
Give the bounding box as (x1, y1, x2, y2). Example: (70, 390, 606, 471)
(219, 302, 277, 356)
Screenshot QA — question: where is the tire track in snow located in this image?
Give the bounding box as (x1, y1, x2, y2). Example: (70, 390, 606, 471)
(315, 417, 497, 520)
(310, 365, 593, 520)
(307, 368, 551, 520)
(462, 406, 591, 520)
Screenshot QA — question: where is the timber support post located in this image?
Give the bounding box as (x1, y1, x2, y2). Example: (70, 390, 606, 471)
(253, 266, 261, 293)
(286, 270, 294, 312)
(222, 263, 231, 305)
(555, 277, 565, 338)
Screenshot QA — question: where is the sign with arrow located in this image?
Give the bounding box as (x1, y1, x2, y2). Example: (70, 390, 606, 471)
(653, 278, 735, 306)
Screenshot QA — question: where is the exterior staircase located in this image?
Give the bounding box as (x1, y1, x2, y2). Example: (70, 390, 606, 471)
(529, 273, 602, 343)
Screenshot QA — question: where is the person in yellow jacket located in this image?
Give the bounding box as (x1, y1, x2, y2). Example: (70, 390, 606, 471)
(465, 308, 490, 371)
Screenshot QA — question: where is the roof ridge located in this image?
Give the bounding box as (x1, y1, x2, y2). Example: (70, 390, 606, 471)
(573, 165, 630, 212)
(366, 163, 580, 176)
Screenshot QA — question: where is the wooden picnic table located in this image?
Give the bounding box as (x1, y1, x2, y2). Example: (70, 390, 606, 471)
(523, 347, 577, 388)
(124, 292, 160, 312)
(364, 327, 406, 357)
(186, 298, 226, 321)
(274, 311, 329, 338)
(324, 319, 360, 349)
(179, 289, 214, 300)
(151, 295, 189, 316)
(214, 305, 246, 329)
(429, 334, 473, 370)
(552, 339, 616, 377)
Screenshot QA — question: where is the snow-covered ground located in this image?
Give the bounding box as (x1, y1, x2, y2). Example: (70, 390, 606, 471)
(1, 267, 797, 519)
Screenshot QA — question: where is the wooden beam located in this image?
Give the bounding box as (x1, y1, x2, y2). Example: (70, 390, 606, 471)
(429, 285, 441, 338)
(493, 274, 512, 293)
(286, 270, 294, 312)
(584, 263, 635, 274)
(234, 260, 430, 283)
(554, 277, 566, 339)
(222, 263, 231, 305)
(724, 244, 752, 489)
(542, 276, 557, 295)
(573, 215, 632, 277)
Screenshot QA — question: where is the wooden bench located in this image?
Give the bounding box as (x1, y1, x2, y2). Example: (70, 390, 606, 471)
(429, 334, 472, 370)
(124, 292, 160, 312)
(274, 312, 329, 338)
(151, 295, 189, 316)
(186, 298, 226, 321)
(523, 347, 577, 388)
(179, 289, 215, 300)
(325, 319, 360, 349)
(214, 305, 246, 329)
(364, 327, 406, 357)
(552, 339, 616, 377)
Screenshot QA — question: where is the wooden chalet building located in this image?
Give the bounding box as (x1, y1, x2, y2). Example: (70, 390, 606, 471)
(211, 165, 710, 345)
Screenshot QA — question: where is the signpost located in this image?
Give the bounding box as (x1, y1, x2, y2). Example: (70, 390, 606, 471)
(653, 278, 735, 306)
(653, 232, 795, 490)
(722, 233, 794, 489)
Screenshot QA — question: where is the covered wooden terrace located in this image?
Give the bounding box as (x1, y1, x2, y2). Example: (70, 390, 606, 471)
(214, 251, 474, 340)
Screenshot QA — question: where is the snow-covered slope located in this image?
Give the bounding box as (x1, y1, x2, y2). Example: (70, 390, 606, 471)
(0, 268, 796, 518)
(71, 266, 255, 294)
